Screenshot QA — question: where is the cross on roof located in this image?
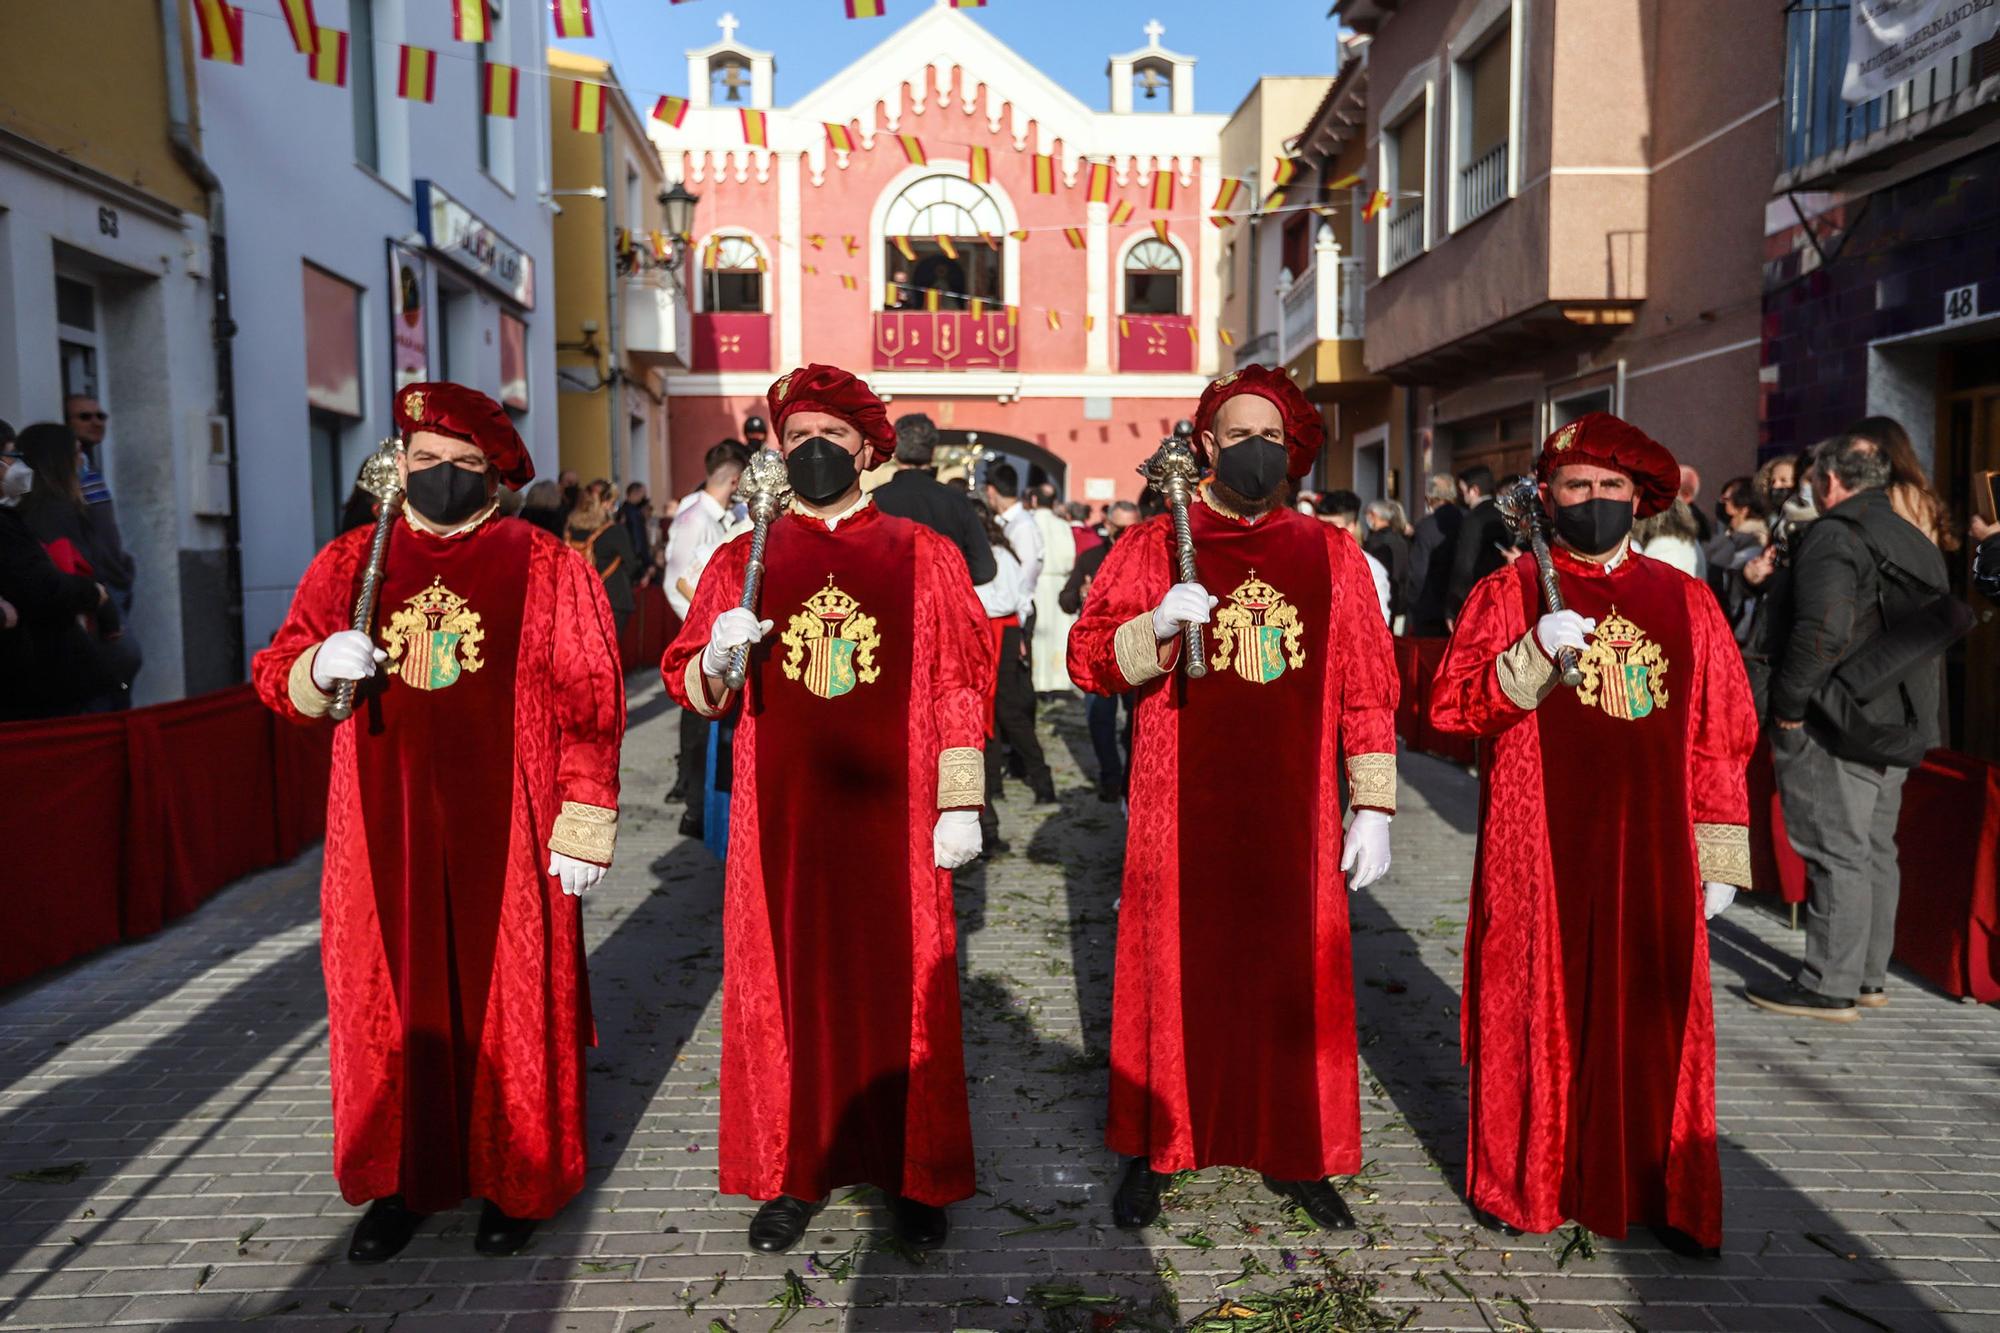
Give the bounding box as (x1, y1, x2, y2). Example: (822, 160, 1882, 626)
(1144, 19, 1164, 46)
(718, 11, 739, 44)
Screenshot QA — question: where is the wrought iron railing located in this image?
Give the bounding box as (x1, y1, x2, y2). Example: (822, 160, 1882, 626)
(1386, 203, 1426, 268)
(1459, 141, 1509, 225)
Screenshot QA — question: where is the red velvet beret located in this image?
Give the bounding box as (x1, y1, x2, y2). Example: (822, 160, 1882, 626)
(766, 364, 896, 466)
(1535, 412, 1679, 518)
(1191, 364, 1326, 480)
(393, 381, 534, 490)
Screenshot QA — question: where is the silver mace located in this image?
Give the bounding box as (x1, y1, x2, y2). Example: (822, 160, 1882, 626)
(722, 448, 794, 692)
(330, 441, 406, 722)
(1495, 474, 1585, 689)
(1137, 425, 1208, 680)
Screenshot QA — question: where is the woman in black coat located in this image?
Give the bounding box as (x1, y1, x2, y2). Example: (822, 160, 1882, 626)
(10, 422, 136, 705)
(1, 424, 113, 719)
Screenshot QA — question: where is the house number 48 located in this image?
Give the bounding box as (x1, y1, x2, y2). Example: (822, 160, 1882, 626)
(1943, 283, 1978, 325)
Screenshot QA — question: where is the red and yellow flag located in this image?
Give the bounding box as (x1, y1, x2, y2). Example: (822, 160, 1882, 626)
(193, 0, 244, 64)
(551, 0, 593, 38)
(842, 235, 859, 256)
(1211, 178, 1243, 212)
(1032, 154, 1056, 195)
(840, 274, 858, 290)
(846, 0, 886, 15)
(1271, 157, 1298, 188)
(978, 231, 999, 250)
(898, 134, 926, 165)
(1150, 170, 1174, 211)
(935, 235, 959, 259)
(968, 145, 990, 184)
(1329, 170, 1363, 191)
(953, 0, 986, 6)
(970, 297, 986, 318)
(1118, 316, 1130, 338)
(809, 234, 826, 249)
(1046, 309, 1061, 330)
(923, 288, 942, 313)
(891, 235, 917, 261)
(1062, 227, 1085, 250)
(1217, 328, 1234, 347)
(1361, 189, 1389, 221)
(483, 63, 519, 118)
(397, 45, 437, 102)
(279, 0, 316, 53)
(1152, 219, 1170, 243)
(571, 79, 606, 133)
(740, 108, 768, 147)
(453, 0, 489, 42)
(1085, 162, 1111, 205)
(309, 27, 348, 87)
(1108, 199, 1134, 225)
(1009, 228, 1029, 242)
(1007, 305, 1019, 326)
(825, 122, 856, 152)
(653, 95, 689, 127)
(1085, 314, 1096, 332)
(884, 280, 900, 305)
(1209, 214, 1235, 229)
(1264, 190, 1287, 211)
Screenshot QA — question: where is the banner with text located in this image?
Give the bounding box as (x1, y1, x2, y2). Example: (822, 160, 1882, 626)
(1844, 0, 2000, 103)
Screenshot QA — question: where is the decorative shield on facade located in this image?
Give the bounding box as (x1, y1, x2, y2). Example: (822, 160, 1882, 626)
(1576, 607, 1669, 721)
(781, 576, 881, 700)
(1209, 571, 1306, 684)
(380, 576, 484, 692)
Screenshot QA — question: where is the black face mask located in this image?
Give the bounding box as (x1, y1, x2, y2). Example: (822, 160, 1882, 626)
(786, 436, 858, 505)
(1552, 497, 1635, 556)
(1213, 438, 1289, 501)
(405, 462, 491, 527)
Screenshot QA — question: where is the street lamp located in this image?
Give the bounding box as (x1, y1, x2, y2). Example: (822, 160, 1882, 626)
(657, 181, 700, 268)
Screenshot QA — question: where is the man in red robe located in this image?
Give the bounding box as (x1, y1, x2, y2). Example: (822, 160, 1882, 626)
(1429, 412, 1757, 1257)
(253, 383, 624, 1263)
(1068, 366, 1399, 1232)
(662, 364, 993, 1254)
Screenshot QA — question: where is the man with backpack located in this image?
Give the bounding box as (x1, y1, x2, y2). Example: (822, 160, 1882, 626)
(1749, 429, 1958, 1023)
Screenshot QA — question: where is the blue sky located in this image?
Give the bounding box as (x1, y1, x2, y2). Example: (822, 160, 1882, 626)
(553, 0, 1343, 115)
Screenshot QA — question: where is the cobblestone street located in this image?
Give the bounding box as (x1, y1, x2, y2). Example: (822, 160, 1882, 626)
(3, 679, 2000, 1331)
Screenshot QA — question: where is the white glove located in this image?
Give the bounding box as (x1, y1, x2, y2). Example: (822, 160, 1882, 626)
(701, 607, 773, 679)
(1340, 809, 1393, 891)
(311, 629, 388, 693)
(1151, 582, 1217, 643)
(549, 851, 606, 897)
(1534, 610, 1596, 659)
(933, 810, 983, 870)
(1703, 881, 1737, 920)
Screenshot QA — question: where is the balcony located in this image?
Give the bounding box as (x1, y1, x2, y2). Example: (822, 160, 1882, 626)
(1277, 230, 1374, 398)
(1459, 141, 1509, 226)
(1116, 314, 1194, 373)
(873, 309, 1019, 370)
(623, 278, 690, 368)
(689, 312, 772, 372)
(1385, 203, 1426, 269)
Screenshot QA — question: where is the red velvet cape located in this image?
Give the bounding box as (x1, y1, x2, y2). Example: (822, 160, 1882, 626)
(662, 503, 993, 1205)
(1068, 500, 1399, 1178)
(1429, 547, 1756, 1246)
(253, 516, 624, 1219)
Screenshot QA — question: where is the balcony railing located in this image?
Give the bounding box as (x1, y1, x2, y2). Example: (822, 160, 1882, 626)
(623, 278, 690, 367)
(1277, 234, 1367, 370)
(873, 309, 1019, 370)
(1234, 330, 1277, 367)
(1386, 203, 1426, 269)
(1459, 141, 1509, 225)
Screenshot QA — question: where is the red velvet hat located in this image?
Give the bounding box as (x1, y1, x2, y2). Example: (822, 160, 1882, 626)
(393, 381, 535, 490)
(1535, 412, 1679, 518)
(1191, 364, 1326, 479)
(766, 364, 896, 466)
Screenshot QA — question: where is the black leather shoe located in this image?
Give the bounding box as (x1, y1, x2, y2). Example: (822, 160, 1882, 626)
(1471, 1206, 1524, 1237)
(747, 1195, 821, 1253)
(1032, 787, 1059, 806)
(347, 1195, 423, 1264)
(1746, 978, 1858, 1023)
(1269, 1177, 1357, 1232)
(887, 1195, 949, 1249)
(1857, 986, 1888, 1009)
(1650, 1224, 1720, 1260)
(679, 809, 705, 840)
(474, 1201, 537, 1256)
(1112, 1157, 1170, 1229)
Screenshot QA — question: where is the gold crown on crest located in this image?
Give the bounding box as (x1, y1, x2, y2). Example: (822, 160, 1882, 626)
(406, 575, 470, 618)
(1549, 420, 1581, 453)
(1227, 571, 1282, 607)
(803, 575, 859, 622)
(1593, 607, 1644, 647)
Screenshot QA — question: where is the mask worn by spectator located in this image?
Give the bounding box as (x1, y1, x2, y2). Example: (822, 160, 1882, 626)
(1, 458, 31, 504)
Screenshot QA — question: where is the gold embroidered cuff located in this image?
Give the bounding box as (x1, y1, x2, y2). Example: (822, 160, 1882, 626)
(1346, 753, 1397, 814)
(938, 747, 984, 809)
(1495, 630, 1558, 711)
(549, 801, 618, 866)
(289, 651, 334, 719)
(1114, 612, 1170, 687)
(1695, 822, 1752, 888)
(684, 655, 728, 719)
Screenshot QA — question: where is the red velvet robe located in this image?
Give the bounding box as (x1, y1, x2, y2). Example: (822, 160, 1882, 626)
(1067, 498, 1399, 1179)
(662, 502, 993, 1205)
(252, 514, 624, 1219)
(1430, 546, 1756, 1246)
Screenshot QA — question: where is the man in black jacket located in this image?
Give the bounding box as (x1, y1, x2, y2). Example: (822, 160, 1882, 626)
(871, 413, 997, 586)
(1405, 475, 1461, 636)
(1749, 432, 1949, 1024)
(1059, 500, 1139, 800)
(1445, 465, 1509, 627)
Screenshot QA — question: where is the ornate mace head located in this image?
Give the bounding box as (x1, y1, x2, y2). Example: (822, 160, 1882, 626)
(1494, 473, 1545, 539)
(735, 447, 794, 520)
(358, 440, 405, 501)
(1138, 437, 1202, 500)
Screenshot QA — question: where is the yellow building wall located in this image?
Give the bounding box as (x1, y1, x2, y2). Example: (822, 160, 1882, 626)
(551, 52, 614, 482)
(0, 1, 206, 214)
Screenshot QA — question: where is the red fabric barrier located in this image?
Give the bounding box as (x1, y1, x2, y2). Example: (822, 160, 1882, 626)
(1892, 751, 2000, 1002)
(1394, 638, 1422, 744)
(0, 711, 129, 988)
(621, 584, 677, 674)
(1745, 736, 1808, 903)
(1409, 637, 1479, 766)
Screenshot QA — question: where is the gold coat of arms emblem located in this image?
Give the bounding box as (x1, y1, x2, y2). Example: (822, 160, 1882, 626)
(1576, 606, 1668, 721)
(380, 576, 484, 691)
(780, 576, 881, 699)
(1210, 571, 1306, 684)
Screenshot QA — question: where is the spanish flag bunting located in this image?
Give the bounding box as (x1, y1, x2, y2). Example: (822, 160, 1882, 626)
(279, 0, 316, 53)
(649, 231, 669, 260)
(1362, 189, 1390, 220)
(1211, 178, 1243, 212)
(1032, 154, 1056, 195)
(1264, 189, 1287, 210)
(484, 63, 519, 117)
(1118, 316, 1130, 337)
(703, 239, 722, 270)
(754, 254, 768, 273)
(970, 297, 986, 319)
(453, 0, 489, 42)
(892, 235, 917, 261)
(804, 263, 818, 276)
(840, 274, 857, 290)
(1152, 219, 1170, 242)
(1150, 171, 1175, 210)
(1218, 327, 1233, 346)
(825, 123, 856, 152)
(1084, 314, 1095, 332)
(571, 79, 606, 133)
(1209, 214, 1235, 229)
(397, 45, 437, 102)
(979, 231, 999, 250)
(884, 281, 899, 305)
(935, 235, 958, 260)
(1108, 199, 1134, 224)
(1271, 157, 1298, 187)
(654, 95, 689, 127)
(898, 134, 926, 165)
(923, 288, 942, 312)
(842, 235, 859, 256)
(741, 108, 768, 147)
(1329, 170, 1363, 190)
(194, 0, 244, 64)
(1009, 228, 1029, 241)
(1046, 309, 1061, 331)
(808, 234, 826, 249)
(953, 0, 986, 6)
(846, 0, 886, 17)
(1007, 305, 1019, 326)
(1062, 227, 1086, 250)
(968, 146, 990, 185)
(309, 27, 348, 87)
(1085, 162, 1111, 204)
(551, 0, 593, 38)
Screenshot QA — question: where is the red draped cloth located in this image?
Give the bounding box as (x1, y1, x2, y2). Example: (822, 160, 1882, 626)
(1430, 547, 1756, 1247)
(662, 503, 993, 1205)
(253, 515, 625, 1219)
(1068, 497, 1399, 1180)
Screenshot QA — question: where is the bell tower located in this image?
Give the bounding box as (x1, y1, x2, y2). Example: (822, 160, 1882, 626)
(685, 11, 775, 110)
(1108, 20, 1194, 115)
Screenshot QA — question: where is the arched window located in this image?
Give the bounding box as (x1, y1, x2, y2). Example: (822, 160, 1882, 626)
(701, 235, 764, 312)
(1124, 237, 1182, 314)
(881, 174, 1004, 310)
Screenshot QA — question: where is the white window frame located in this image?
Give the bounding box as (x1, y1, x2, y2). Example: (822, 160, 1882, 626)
(1447, 0, 1525, 233)
(54, 269, 105, 408)
(694, 227, 772, 314)
(1113, 230, 1191, 316)
(868, 162, 1022, 312)
(1376, 62, 1437, 276)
